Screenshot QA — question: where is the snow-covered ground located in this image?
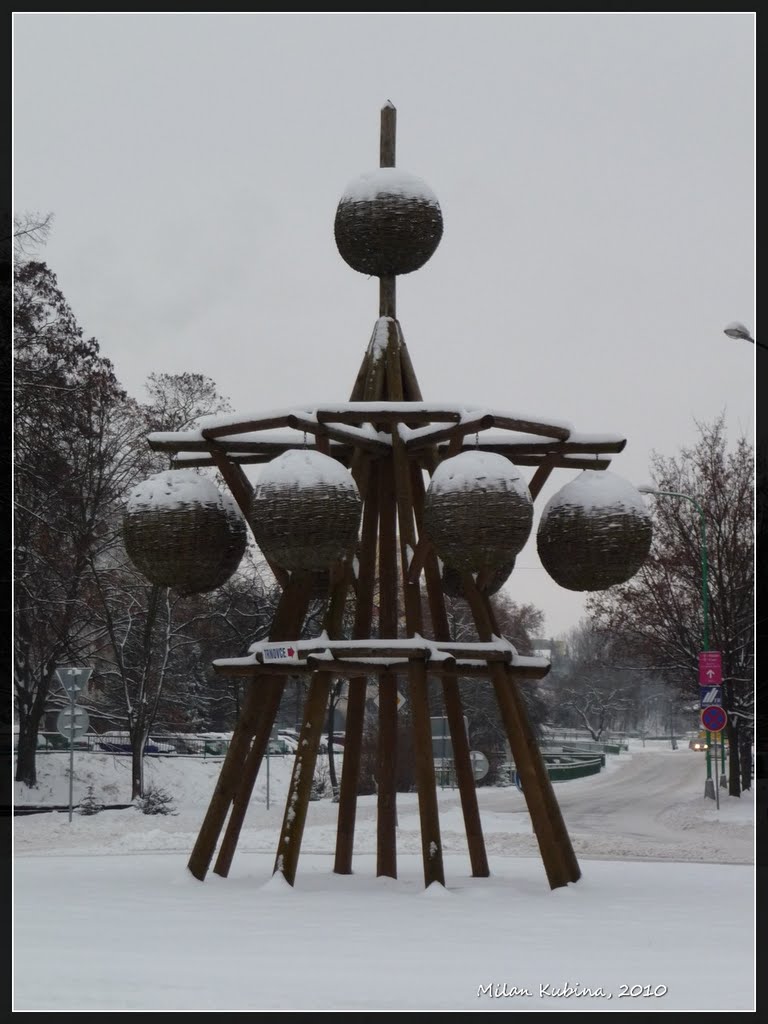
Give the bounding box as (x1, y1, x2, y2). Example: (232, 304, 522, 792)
(13, 740, 755, 1011)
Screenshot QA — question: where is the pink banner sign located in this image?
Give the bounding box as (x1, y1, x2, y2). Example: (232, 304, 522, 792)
(698, 651, 722, 685)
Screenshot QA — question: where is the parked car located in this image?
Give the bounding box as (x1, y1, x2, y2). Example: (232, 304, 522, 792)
(96, 733, 176, 755)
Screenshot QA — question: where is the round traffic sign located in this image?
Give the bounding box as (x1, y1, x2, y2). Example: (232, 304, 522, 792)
(469, 750, 489, 781)
(56, 707, 90, 739)
(700, 705, 727, 734)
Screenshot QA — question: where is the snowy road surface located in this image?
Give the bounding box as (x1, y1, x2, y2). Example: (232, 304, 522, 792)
(13, 741, 754, 1011)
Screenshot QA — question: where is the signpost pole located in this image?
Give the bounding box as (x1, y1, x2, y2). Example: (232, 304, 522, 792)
(68, 689, 75, 823)
(711, 730, 720, 812)
(55, 667, 93, 823)
(700, 704, 727, 811)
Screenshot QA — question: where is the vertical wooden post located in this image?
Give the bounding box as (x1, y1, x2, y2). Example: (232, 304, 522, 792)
(335, 322, 385, 874)
(380, 101, 396, 167)
(388, 341, 445, 887)
(376, 456, 399, 878)
(334, 468, 379, 874)
(379, 101, 396, 321)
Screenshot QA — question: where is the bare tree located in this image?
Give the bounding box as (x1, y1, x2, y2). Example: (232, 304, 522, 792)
(12, 212, 54, 259)
(14, 261, 127, 785)
(541, 620, 637, 742)
(588, 417, 753, 794)
(83, 372, 240, 797)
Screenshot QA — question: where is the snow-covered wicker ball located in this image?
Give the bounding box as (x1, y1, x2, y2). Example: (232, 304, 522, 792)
(423, 452, 533, 574)
(250, 450, 363, 572)
(123, 470, 247, 595)
(536, 470, 653, 592)
(334, 168, 443, 277)
(442, 559, 516, 600)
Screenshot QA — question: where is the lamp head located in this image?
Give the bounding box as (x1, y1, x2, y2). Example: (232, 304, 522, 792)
(723, 322, 754, 343)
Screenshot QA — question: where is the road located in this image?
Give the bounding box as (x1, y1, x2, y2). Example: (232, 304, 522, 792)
(468, 746, 753, 865)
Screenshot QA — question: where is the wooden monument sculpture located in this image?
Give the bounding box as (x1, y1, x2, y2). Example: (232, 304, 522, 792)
(131, 105, 652, 891)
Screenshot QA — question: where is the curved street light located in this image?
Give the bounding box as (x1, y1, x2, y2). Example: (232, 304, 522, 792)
(724, 322, 765, 350)
(637, 485, 722, 804)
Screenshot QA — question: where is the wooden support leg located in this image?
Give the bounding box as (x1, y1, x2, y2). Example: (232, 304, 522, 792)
(441, 674, 490, 877)
(334, 676, 367, 874)
(376, 455, 399, 879)
(490, 666, 571, 889)
(334, 465, 378, 875)
(412, 462, 489, 878)
(500, 669, 581, 884)
(408, 664, 445, 887)
(213, 678, 284, 877)
(463, 579, 580, 889)
(377, 672, 398, 878)
(188, 707, 261, 881)
(187, 573, 314, 881)
(273, 673, 333, 885)
(480, 592, 580, 885)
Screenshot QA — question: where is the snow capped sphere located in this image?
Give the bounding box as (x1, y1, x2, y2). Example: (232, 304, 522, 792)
(123, 470, 247, 595)
(423, 452, 533, 574)
(536, 470, 652, 592)
(250, 449, 362, 572)
(334, 167, 443, 276)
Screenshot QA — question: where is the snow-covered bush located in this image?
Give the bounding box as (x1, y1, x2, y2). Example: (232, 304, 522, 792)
(78, 784, 103, 816)
(136, 784, 177, 815)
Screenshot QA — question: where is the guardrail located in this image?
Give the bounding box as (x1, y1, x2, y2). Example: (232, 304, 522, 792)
(510, 754, 604, 787)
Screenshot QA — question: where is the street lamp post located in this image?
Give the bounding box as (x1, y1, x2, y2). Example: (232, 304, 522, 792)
(638, 485, 722, 803)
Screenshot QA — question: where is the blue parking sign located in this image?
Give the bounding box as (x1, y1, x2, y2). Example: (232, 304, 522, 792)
(699, 685, 722, 707)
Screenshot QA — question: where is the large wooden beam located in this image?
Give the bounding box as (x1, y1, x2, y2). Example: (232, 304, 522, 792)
(389, 340, 445, 888)
(411, 461, 490, 878)
(273, 576, 352, 885)
(376, 456, 399, 878)
(462, 579, 580, 889)
(273, 672, 334, 885)
(187, 571, 315, 881)
(212, 679, 283, 877)
(334, 467, 378, 874)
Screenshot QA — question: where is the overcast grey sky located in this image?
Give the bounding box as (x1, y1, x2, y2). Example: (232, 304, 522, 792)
(13, 13, 755, 638)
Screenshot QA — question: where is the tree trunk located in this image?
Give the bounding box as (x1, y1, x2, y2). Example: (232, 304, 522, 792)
(130, 731, 149, 800)
(728, 720, 741, 797)
(738, 725, 752, 793)
(14, 720, 40, 787)
(14, 703, 46, 787)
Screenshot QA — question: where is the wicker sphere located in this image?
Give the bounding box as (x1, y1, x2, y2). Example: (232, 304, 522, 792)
(423, 452, 533, 574)
(334, 168, 443, 277)
(123, 470, 247, 595)
(442, 559, 515, 599)
(250, 449, 362, 572)
(537, 470, 653, 592)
